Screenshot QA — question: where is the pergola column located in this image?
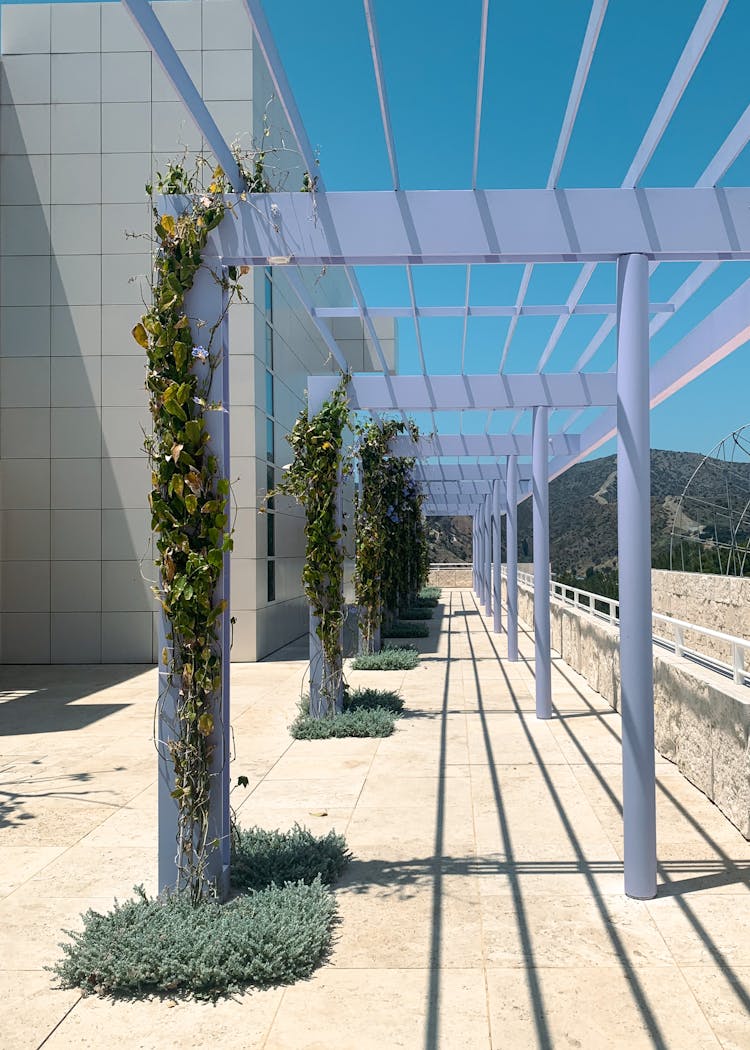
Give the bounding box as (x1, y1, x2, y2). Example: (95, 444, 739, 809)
(484, 494, 492, 617)
(532, 406, 552, 719)
(492, 478, 503, 633)
(308, 376, 344, 717)
(478, 506, 486, 605)
(158, 261, 231, 897)
(472, 513, 478, 593)
(616, 253, 657, 900)
(506, 454, 519, 661)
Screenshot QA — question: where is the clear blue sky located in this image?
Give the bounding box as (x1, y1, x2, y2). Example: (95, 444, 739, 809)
(3, 0, 749, 458)
(260, 0, 750, 459)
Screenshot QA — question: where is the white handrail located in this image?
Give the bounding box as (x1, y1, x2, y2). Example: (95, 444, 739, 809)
(509, 569, 749, 686)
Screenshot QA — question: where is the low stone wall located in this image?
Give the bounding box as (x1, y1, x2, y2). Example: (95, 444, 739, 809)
(429, 565, 473, 588)
(652, 569, 750, 667)
(518, 581, 750, 839)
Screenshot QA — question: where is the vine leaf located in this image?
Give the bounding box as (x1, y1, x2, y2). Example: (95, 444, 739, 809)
(132, 322, 149, 349)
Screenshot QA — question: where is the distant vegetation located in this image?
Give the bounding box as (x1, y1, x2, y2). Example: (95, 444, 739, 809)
(427, 449, 750, 584)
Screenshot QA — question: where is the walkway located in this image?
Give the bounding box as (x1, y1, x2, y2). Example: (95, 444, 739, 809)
(1, 591, 749, 1049)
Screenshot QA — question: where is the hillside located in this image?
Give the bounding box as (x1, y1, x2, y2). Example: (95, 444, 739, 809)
(427, 449, 750, 575)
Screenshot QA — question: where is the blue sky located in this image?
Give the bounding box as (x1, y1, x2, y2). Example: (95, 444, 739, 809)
(3, 0, 749, 459)
(260, 0, 750, 459)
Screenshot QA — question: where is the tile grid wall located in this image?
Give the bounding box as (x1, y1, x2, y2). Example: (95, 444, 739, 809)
(0, 0, 393, 663)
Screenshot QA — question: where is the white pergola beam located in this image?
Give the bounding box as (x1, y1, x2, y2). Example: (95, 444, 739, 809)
(209, 188, 750, 266)
(313, 303, 674, 318)
(389, 433, 581, 457)
(311, 372, 617, 412)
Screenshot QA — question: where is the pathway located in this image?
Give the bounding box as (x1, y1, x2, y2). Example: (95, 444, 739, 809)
(1, 591, 749, 1048)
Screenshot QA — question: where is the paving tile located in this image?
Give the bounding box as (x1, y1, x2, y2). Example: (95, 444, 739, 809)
(485, 965, 722, 1049)
(264, 968, 491, 1050)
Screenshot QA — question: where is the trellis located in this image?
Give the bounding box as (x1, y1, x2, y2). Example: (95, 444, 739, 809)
(123, 0, 750, 901)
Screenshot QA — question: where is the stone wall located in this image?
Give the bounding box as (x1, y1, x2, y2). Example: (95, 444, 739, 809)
(652, 569, 750, 667)
(429, 565, 472, 588)
(518, 580, 750, 839)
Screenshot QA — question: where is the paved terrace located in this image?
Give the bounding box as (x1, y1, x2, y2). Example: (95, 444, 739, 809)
(1, 590, 749, 1049)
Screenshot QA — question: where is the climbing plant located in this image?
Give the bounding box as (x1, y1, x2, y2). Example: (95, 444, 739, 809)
(353, 418, 418, 651)
(271, 377, 352, 717)
(134, 152, 276, 901)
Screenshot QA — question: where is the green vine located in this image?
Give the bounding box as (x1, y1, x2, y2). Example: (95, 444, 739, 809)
(353, 419, 416, 650)
(135, 159, 251, 902)
(271, 377, 351, 717)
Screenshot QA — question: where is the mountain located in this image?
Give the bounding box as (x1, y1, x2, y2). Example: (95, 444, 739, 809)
(427, 449, 750, 576)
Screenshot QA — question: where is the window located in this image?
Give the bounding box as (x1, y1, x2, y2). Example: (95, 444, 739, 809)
(267, 511, 275, 557)
(266, 419, 275, 462)
(266, 464, 275, 509)
(264, 268, 273, 320)
(267, 560, 276, 602)
(265, 322, 274, 369)
(265, 369, 274, 417)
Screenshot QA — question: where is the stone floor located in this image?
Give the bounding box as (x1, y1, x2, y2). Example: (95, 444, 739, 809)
(1, 590, 749, 1049)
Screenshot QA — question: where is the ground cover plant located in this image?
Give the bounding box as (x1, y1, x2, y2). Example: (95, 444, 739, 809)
(231, 824, 351, 892)
(351, 645, 421, 671)
(291, 686, 404, 739)
(414, 586, 441, 607)
(398, 606, 434, 620)
(382, 621, 430, 639)
(52, 825, 349, 999)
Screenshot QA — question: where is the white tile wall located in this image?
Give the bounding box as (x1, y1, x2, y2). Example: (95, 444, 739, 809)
(0, 0, 382, 663)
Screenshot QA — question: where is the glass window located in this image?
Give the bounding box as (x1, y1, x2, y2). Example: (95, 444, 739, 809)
(264, 270, 273, 320)
(265, 369, 274, 417)
(266, 464, 275, 510)
(265, 322, 274, 369)
(266, 419, 275, 462)
(267, 559, 276, 603)
(267, 511, 275, 557)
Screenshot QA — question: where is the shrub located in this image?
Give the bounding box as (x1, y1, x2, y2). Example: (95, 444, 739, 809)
(51, 879, 336, 998)
(291, 705, 397, 739)
(351, 645, 420, 671)
(346, 686, 404, 713)
(419, 586, 441, 603)
(382, 620, 429, 638)
(398, 606, 433, 620)
(232, 824, 350, 892)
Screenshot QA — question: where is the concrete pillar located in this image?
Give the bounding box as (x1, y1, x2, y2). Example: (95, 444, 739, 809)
(533, 406, 552, 719)
(307, 375, 344, 718)
(506, 454, 519, 661)
(617, 252, 657, 900)
(493, 478, 503, 633)
(158, 261, 231, 898)
(484, 495, 492, 617)
(472, 513, 478, 593)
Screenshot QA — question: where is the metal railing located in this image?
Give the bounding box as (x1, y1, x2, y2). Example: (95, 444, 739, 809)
(512, 569, 749, 687)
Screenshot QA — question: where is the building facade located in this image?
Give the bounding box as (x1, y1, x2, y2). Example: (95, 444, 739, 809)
(0, 0, 394, 663)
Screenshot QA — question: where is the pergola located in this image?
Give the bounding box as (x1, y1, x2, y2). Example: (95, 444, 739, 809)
(123, 0, 750, 901)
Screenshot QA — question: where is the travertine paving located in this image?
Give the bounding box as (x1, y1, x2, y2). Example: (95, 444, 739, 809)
(1, 591, 749, 1049)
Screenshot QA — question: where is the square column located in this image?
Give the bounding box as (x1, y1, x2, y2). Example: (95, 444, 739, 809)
(492, 478, 503, 634)
(506, 454, 519, 661)
(307, 376, 344, 717)
(616, 252, 657, 900)
(158, 261, 231, 898)
(532, 406, 552, 719)
(472, 513, 478, 593)
(478, 505, 487, 605)
(484, 495, 493, 617)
